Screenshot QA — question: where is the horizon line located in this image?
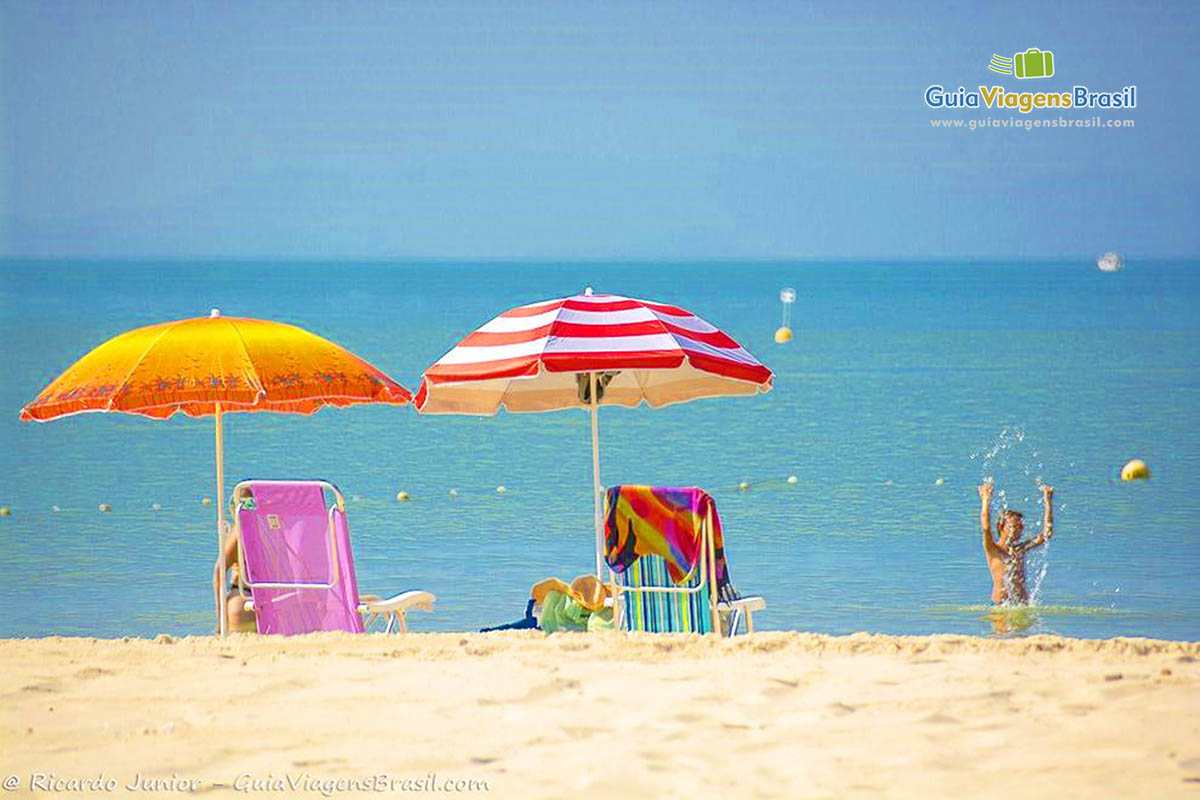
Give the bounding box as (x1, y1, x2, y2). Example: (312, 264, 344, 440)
(3, 254, 1193, 265)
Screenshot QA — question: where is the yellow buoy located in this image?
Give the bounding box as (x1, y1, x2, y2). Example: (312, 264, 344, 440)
(0, 506, 10, 517)
(396, 491, 410, 502)
(448, 488, 459, 498)
(201, 496, 212, 505)
(1120, 459, 1149, 481)
(787, 475, 797, 485)
(496, 485, 506, 494)
(776, 288, 796, 343)
(738, 481, 750, 491)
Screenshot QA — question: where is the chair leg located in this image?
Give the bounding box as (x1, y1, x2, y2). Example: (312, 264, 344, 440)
(745, 609, 755, 634)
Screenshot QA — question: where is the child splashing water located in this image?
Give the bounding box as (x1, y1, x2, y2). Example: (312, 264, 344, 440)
(978, 482, 1054, 604)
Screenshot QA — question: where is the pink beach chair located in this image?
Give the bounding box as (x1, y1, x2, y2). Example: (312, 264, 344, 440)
(230, 480, 435, 635)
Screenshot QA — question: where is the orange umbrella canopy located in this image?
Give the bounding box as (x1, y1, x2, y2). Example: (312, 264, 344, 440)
(20, 312, 410, 421)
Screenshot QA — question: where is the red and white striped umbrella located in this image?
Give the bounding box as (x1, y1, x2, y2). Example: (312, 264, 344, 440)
(414, 289, 772, 414)
(415, 288, 772, 575)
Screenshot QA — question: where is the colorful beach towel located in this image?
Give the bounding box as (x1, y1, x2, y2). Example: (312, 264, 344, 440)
(603, 486, 736, 602)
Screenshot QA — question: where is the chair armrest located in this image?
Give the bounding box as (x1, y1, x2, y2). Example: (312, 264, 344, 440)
(357, 590, 436, 615)
(720, 595, 766, 613)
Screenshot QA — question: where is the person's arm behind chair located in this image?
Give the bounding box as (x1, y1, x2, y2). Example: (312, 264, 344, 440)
(213, 531, 239, 632)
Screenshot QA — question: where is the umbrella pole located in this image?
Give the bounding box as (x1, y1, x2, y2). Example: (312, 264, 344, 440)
(215, 402, 227, 638)
(589, 372, 603, 577)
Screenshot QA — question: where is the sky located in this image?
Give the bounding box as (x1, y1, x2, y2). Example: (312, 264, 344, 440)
(2, 0, 1197, 260)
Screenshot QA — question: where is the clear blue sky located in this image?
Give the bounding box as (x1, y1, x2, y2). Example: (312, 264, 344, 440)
(2, 1, 1197, 260)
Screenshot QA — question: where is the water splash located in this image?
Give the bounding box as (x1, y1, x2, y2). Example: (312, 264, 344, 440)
(1027, 552, 1050, 605)
(971, 426, 1047, 506)
(971, 424, 1025, 467)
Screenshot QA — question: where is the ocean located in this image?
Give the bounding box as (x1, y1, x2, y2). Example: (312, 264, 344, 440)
(1, 259, 1197, 639)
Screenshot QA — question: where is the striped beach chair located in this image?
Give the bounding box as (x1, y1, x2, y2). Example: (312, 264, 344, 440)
(616, 553, 717, 633)
(605, 486, 765, 636)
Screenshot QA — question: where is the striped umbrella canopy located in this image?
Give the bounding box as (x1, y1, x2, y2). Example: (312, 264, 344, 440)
(415, 288, 772, 575)
(20, 309, 411, 635)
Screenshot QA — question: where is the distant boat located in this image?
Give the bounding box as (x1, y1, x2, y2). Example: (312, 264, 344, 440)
(1096, 251, 1124, 272)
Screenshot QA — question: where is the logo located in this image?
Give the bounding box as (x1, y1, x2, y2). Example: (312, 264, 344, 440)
(924, 46, 1136, 114)
(989, 48, 1055, 79)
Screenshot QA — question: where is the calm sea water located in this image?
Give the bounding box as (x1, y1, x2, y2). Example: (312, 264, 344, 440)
(1, 259, 1197, 640)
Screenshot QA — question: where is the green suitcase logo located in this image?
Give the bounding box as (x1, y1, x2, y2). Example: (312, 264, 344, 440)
(988, 48, 1055, 79)
(1014, 47, 1054, 79)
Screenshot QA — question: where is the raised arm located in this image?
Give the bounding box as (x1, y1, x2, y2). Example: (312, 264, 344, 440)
(1042, 485, 1053, 539)
(979, 483, 999, 555)
(1025, 484, 1054, 549)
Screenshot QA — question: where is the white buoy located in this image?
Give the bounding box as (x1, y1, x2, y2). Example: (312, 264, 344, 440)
(98, 503, 112, 512)
(934, 477, 945, 486)
(396, 491, 410, 502)
(787, 475, 798, 485)
(496, 485, 506, 494)
(52, 505, 60, 513)
(448, 488, 459, 498)
(210, 308, 222, 318)
(738, 481, 750, 491)
(152, 503, 163, 511)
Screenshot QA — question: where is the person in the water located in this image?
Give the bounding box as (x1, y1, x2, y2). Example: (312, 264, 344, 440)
(978, 482, 1054, 604)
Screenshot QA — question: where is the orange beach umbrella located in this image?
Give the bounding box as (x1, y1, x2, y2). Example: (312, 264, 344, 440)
(20, 309, 411, 634)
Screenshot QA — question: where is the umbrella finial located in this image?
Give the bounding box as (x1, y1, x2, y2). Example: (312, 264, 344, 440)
(584, 286, 593, 296)
(210, 308, 222, 318)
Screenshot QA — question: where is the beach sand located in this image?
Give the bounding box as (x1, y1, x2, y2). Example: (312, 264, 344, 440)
(2, 632, 1198, 798)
